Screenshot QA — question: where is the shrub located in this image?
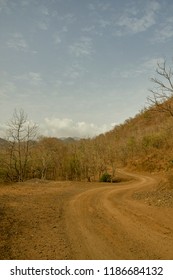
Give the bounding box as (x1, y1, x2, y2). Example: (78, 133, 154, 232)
(100, 172, 112, 182)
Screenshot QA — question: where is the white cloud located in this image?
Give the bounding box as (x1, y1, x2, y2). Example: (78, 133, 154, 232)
(82, 25, 95, 33)
(36, 5, 50, 30)
(53, 33, 62, 44)
(0, 123, 8, 138)
(62, 26, 68, 32)
(38, 21, 49, 30)
(151, 17, 173, 43)
(0, 80, 16, 97)
(13, 72, 42, 86)
(0, 71, 16, 97)
(69, 37, 94, 58)
(64, 63, 87, 81)
(59, 13, 76, 24)
(142, 57, 164, 70)
(53, 25, 68, 45)
(0, 0, 8, 12)
(20, 0, 29, 7)
(40, 5, 49, 16)
(6, 33, 29, 51)
(112, 64, 144, 79)
(98, 19, 111, 28)
(98, 2, 111, 12)
(29, 72, 42, 85)
(88, 2, 110, 12)
(88, 3, 95, 11)
(41, 118, 112, 138)
(111, 57, 164, 80)
(114, 0, 160, 36)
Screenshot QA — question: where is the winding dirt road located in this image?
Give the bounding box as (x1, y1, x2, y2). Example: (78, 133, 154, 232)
(0, 170, 173, 259)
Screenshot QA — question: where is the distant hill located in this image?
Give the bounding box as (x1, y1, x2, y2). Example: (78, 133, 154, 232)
(59, 137, 80, 143)
(0, 138, 8, 147)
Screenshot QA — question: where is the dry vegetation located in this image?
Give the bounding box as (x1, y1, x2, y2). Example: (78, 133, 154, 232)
(1, 60, 173, 260)
(1, 100, 173, 183)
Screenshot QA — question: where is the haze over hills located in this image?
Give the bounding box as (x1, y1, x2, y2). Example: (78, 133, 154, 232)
(0, 136, 80, 144)
(60, 137, 81, 142)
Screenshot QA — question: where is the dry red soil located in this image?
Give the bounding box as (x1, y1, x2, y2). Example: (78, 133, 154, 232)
(0, 170, 173, 260)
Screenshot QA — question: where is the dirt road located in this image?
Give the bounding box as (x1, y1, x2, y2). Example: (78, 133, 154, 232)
(0, 170, 173, 260)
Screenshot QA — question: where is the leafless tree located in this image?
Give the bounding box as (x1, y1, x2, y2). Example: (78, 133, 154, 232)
(5, 109, 38, 181)
(148, 59, 173, 116)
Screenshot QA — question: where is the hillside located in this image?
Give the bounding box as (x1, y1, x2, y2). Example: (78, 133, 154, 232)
(100, 101, 173, 173)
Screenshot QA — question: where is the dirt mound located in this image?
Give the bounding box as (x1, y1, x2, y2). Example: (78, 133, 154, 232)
(133, 177, 173, 208)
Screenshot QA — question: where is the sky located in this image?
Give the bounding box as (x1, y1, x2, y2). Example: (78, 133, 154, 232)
(0, 0, 173, 138)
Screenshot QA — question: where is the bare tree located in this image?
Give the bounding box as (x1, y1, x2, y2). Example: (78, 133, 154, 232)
(5, 109, 38, 181)
(148, 59, 173, 116)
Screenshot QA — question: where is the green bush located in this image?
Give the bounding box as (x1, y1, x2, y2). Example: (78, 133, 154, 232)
(100, 172, 112, 182)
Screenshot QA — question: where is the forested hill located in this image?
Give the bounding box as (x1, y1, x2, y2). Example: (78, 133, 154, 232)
(100, 98, 173, 172)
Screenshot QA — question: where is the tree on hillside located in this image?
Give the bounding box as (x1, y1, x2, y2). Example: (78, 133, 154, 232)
(5, 109, 38, 181)
(148, 59, 173, 116)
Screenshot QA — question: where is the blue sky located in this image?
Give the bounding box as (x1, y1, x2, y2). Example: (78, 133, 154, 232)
(0, 0, 173, 138)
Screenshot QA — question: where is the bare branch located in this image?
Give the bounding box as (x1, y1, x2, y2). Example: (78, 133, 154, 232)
(5, 109, 38, 181)
(148, 59, 173, 117)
